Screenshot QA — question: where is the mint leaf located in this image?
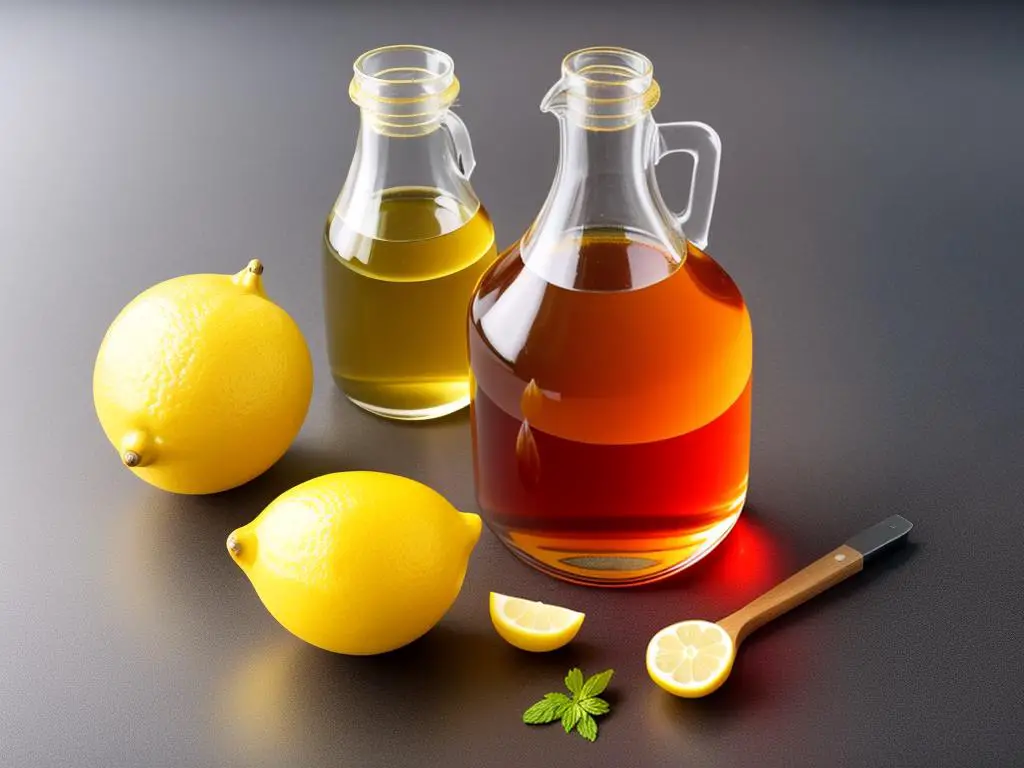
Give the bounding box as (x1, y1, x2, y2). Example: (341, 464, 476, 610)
(523, 694, 570, 724)
(565, 668, 584, 695)
(523, 702, 561, 724)
(522, 668, 615, 741)
(576, 712, 598, 742)
(579, 696, 610, 715)
(543, 692, 571, 707)
(580, 669, 614, 698)
(561, 703, 582, 733)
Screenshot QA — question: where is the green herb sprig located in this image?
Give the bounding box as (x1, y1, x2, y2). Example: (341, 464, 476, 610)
(522, 668, 613, 742)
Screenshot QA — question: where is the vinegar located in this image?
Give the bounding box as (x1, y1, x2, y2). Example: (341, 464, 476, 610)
(469, 232, 752, 585)
(324, 186, 497, 419)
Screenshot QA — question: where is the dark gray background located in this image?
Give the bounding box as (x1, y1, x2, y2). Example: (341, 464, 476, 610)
(1, 2, 1022, 766)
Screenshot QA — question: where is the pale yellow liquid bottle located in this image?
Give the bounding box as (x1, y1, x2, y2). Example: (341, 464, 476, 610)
(323, 46, 496, 420)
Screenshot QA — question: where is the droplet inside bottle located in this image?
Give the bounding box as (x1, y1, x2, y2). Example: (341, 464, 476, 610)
(515, 418, 541, 489)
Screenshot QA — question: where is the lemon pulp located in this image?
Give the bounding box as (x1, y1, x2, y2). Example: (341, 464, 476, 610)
(489, 592, 585, 652)
(646, 619, 735, 698)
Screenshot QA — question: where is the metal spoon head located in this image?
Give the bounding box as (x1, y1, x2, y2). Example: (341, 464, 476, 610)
(646, 619, 736, 698)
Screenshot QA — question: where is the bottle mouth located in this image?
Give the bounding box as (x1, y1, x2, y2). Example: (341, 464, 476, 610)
(546, 46, 661, 130)
(350, 45, 460, 134)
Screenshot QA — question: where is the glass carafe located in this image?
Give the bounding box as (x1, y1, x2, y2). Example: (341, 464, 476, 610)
(468, 47, 752, 586)
(323, 45, 496, 420)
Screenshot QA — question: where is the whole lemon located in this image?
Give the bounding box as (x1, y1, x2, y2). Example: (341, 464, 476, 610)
(227, 472, 482, 655)
(93, 260, 313, 494)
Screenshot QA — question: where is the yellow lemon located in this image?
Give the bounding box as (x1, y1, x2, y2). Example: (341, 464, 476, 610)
(489, 592, 585, 652)
(93, 260, 313, 494)
(646, 619, 735, 697)
(227, 472, 482, 655)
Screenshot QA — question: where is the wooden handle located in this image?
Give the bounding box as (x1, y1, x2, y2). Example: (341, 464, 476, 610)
(718, 544, 864, 644)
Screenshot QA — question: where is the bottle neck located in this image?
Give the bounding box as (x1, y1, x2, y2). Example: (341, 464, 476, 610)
(353, 111, 457, 183)
(559, 114, 656, 214)
(333, 111, 478, 238)
(522, 112, 686, 284)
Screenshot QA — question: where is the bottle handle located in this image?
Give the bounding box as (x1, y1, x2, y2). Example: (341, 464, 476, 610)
(442, 112, 477, 179)
(654, 121, 721, 250)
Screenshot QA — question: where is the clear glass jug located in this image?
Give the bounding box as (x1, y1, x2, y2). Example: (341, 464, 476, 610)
(323, 45, 496, 420)
(468, 47, 752, 586)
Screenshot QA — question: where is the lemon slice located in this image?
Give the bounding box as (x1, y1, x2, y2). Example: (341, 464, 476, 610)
(489, 592, 585, 652)
(646, 620, 735, 697)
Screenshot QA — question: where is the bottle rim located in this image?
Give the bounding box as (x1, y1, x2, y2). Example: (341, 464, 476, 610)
(350, 44, 460, 108)
(556, 46, 662, 122)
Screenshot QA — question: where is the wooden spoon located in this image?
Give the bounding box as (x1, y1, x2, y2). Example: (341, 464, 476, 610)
(646, 515, 913, 698)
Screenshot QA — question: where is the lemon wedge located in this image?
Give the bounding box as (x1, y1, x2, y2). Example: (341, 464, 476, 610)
(489, 592, 585, 652)
(646, 620, 735, 697)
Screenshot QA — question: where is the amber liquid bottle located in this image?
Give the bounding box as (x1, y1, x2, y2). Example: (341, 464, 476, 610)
(469, 48, 751, 586)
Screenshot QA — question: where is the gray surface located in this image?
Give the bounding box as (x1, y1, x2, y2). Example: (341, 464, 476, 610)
(2, 2, 1023, 766)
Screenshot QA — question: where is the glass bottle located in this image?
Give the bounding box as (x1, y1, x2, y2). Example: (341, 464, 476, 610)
(468, 47, 751, 586)
(323, 45, 496, 420)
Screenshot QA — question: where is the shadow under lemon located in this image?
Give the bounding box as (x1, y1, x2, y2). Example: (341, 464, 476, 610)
(107, 441, 351, 658)
(210, 622, 605, 762)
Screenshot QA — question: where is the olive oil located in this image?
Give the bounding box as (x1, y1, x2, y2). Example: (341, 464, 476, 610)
(324, 186, 497, 419)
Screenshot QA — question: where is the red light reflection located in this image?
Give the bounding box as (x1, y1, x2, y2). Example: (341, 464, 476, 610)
(694, 514, 795, 607)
